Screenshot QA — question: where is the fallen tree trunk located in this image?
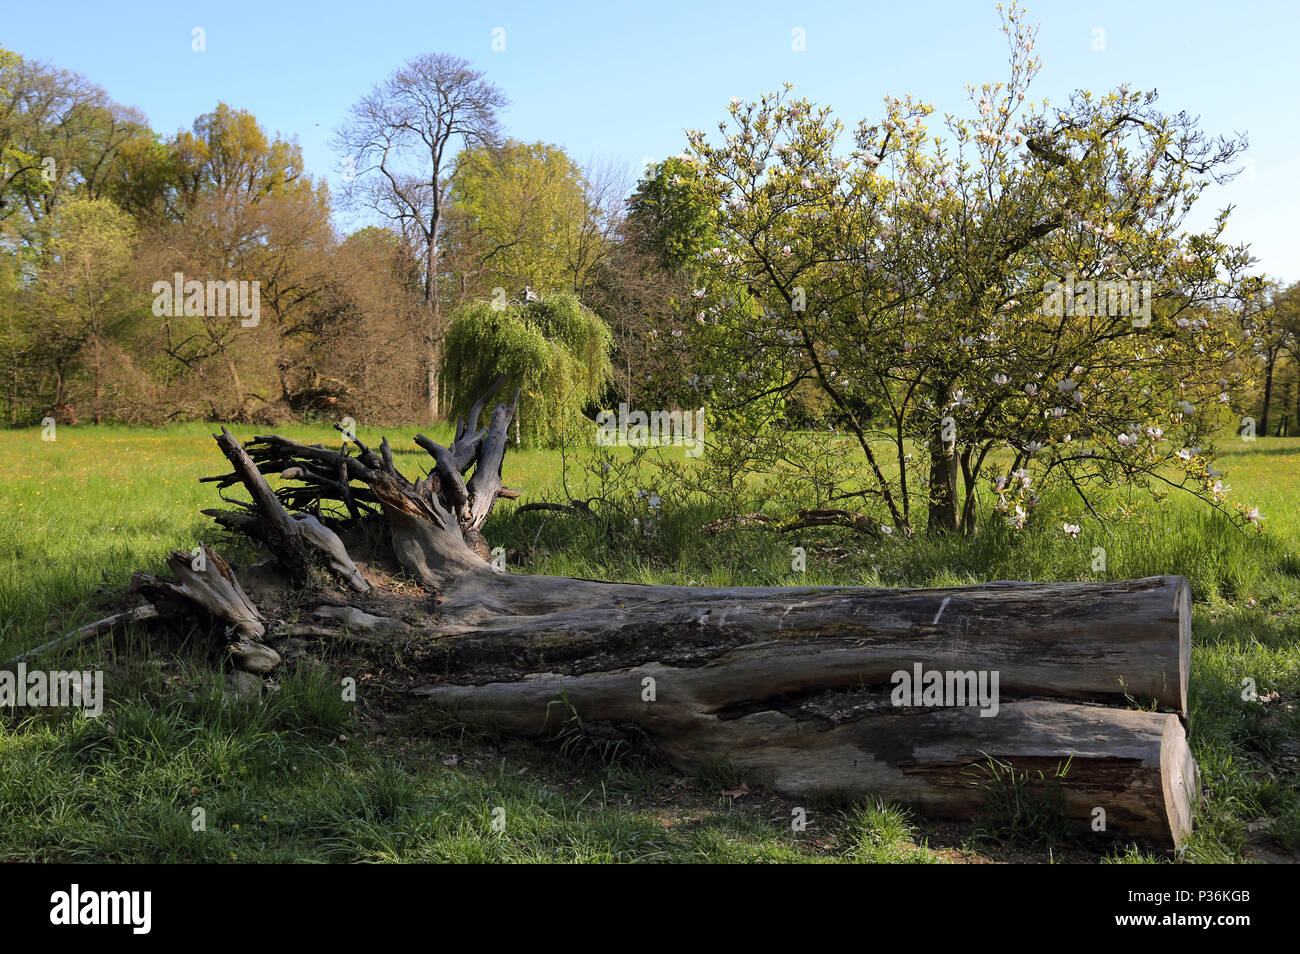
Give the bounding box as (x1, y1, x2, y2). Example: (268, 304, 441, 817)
(408, 576, 1194, 848)
(413, 575, 1190, 714)
(61, 375, 1198, 849)
(414, 682, 1197, 846)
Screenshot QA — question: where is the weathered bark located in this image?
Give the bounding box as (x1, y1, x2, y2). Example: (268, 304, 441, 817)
(206, 426, 369, 592)
(410, 575, 1190, 714)
(413, 684, 1196, 847)
(927, 387, 960, 535)
(154, 545, 264, 641)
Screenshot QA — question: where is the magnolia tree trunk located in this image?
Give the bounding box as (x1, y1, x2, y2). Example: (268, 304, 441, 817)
(927, 385, 960, 534)
(33, 375, 1197, 849)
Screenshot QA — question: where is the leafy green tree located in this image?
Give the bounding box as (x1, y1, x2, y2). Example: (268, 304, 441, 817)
(443, 140, 590, 299)
(1270, 282, 1300, 434)
(626, 155, 719, 278)
(0, 53, 145, 230)
(36, 197, 138, 424)
(618, 155, 774, 428)
(685, 4, 1261, 535)
(443, 294, 612, 446)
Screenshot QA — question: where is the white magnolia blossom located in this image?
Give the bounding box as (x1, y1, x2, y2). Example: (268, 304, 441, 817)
(1062, 523, 1081, 538)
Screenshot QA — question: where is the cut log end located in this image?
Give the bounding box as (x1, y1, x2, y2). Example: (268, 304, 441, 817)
(1162, 712, 1199, 850)
(1175, 576, 1192, 720)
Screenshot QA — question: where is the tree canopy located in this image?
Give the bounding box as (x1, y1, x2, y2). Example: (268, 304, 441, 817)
(443, 293, 613, 447)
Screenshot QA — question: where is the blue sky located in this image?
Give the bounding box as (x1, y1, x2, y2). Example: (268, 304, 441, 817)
(6, 0, 1297, 280)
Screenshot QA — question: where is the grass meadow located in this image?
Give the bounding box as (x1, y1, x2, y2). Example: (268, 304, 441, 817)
(1, 421, 1297, 863)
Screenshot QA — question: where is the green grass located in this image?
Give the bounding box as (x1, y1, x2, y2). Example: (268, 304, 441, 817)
(1, 422, 1297, 863)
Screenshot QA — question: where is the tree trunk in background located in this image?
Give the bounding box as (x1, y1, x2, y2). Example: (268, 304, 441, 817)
(1294, 373, 1299, 439)
(426, 343, 439, 422)
(927, 393, 960, 534)
(425, 183, 443, 423)
(222, 349, 246, 420)
(957, 449, 979, 534)
(1260, 347, 1276, 435)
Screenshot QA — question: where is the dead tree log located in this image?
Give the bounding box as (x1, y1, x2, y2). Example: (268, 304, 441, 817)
(413, 684, 1196, 847)
(411, 576, 1190, 713)
(71, 376, 1200, 848)
(4, 604, 159, 666)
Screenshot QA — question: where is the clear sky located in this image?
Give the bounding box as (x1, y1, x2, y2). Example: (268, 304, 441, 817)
(6, 0, 1297, 281)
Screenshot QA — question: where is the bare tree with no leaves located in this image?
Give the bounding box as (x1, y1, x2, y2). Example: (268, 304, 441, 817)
(333, 53, 507, 420)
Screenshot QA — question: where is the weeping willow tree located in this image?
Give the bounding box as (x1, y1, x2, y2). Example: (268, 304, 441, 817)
(442, 294, 613, 446)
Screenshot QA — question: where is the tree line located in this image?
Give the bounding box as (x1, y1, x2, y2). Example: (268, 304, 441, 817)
(0, 45, 690, 428)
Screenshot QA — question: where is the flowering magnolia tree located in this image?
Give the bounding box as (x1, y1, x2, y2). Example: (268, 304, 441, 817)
(679, 4, 1263, 536)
